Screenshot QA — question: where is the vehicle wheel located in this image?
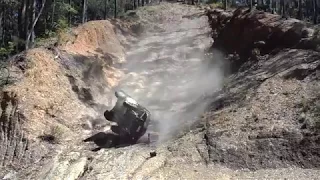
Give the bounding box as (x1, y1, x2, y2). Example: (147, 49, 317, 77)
(110, 125, 121, 134)
(104, 110, 114, 121)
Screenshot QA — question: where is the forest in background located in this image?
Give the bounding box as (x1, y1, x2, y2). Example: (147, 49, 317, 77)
(0, 0, 155, 60)
(0, 0, 319, 60)
(212, 0, 319, 23)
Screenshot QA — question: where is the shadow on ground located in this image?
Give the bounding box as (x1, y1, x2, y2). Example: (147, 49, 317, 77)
(83, 130, 154, 152)
(83, 132, 131, 151)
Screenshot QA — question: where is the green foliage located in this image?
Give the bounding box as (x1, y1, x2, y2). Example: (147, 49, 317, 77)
(208, 2, 223, 8)
(57, 2, 78, 17)
(52, 1, 78, 28)
(205, 0, 221, 4)
(205, 0, 223, 8)
(0, 42, 15, 60)
(57, 18, 69, 30)
(87, 0, 107, 19)
(1, 0, 149, 54)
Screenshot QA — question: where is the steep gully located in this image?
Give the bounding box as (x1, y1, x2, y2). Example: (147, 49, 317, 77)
(9, 3, 222, 179)
(3, 3, 320, 179)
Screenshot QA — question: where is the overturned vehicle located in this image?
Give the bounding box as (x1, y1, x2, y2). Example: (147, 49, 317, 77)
(90, 90, 151, 147)
(84, 90, 151, 149)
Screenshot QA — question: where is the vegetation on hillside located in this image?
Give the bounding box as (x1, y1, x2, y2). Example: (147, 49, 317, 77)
(0, 0, 155, 60)
(209, 0, 319, 24)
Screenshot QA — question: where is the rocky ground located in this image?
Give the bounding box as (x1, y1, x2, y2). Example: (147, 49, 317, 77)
(1, 2, 320, 180)
(206, 7, 320, 171)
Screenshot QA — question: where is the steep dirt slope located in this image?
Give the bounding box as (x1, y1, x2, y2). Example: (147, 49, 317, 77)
(205, 7, 320, 171)
(0, 19, 133, 177)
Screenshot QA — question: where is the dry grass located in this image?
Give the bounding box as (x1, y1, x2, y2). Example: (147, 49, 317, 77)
(4, 48, 88, 141)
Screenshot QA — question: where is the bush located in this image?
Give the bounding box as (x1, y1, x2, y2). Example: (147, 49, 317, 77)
(0, 42, 15, 60)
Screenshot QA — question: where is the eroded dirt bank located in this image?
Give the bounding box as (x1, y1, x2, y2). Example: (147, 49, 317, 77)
(0, 18, 135, 178)
(205, 7, 320, 171)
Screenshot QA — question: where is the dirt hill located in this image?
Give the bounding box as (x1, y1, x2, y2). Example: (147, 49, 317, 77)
(205, 7, 320, 170)
(0, 18, 138, 176)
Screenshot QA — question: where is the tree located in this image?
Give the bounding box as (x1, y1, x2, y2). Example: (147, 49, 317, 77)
(51, 0, 56, 27)
(4, 0, 320, 61)
(68, 0, 72, 26)
(313, 0, 318, 24)
(82, 0, 87, 23)
(18, 0, 28, 50)
(25, 0, 47, 49)
(297, 0, 302, 19)
(280, 0, 285, 17)
(104, 0, 108, 19)
(114, 0, 117, 18)
(0, 2, 3, 46)
(30, 0, 36, 48)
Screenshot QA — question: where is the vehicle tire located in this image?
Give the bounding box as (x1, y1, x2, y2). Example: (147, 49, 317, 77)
(110, 125, 121, 134)
(104, 110, 115, 121)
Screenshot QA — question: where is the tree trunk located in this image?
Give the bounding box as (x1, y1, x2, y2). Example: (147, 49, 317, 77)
(44, 10, 48, 34)
(82, 0, 87, 23)
(1, 8, 5, 46)
(142, 0, 144, 6)
(250, 0, 253, 9)
(68, 0, 72, 26)
(280, 0, 285, 17)
(134, 0, 136, 9)
(51, 0, 55, 27)
(314, 0, 318, 24)
(0, 1, 3, 46)
(297, 0, 302, 19)
(24, 0, 30, 48)
(104, 0, 108, 19)
(114, 0, 117, 18)
(224, 0, 227, 10)
(25, 0, 46, 49)
(30, 0, 36, 48)
(269, 0, 273, 13)
(307, 1, 311, 18)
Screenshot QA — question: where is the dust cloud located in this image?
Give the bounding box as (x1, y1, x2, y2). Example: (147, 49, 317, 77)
(107, 6, 228, 143)
(113, 36, 227, 143)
